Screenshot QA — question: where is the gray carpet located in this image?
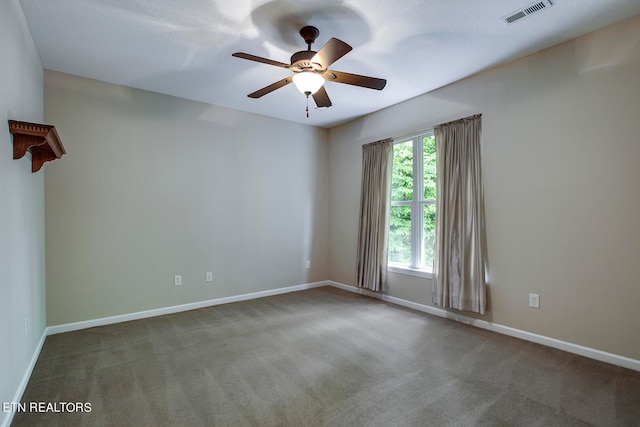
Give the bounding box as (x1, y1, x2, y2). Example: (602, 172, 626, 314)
(12, 286, 640, 426)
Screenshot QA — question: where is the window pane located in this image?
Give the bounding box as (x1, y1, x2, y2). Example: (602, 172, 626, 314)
(389, 205, 411, 264)
(421, 204, 436, 270)
(392, 140, 413, 202)
(423, 135, 436, 200)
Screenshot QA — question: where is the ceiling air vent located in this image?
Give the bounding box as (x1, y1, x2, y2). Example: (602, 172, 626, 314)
(502, 0, 553, 24)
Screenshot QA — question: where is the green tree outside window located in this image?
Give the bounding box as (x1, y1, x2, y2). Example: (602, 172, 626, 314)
(389, 133, 436, 270)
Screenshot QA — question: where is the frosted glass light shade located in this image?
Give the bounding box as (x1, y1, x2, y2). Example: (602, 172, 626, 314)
(292, 72, 325, 95)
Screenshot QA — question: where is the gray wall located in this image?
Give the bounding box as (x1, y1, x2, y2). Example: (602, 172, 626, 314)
(328, 15, 640, 360)
(0, 0, 46, 417)
(44, 72, 329, 325)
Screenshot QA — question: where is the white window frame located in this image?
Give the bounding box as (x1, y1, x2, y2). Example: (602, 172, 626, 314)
(388, 130, 435, 279)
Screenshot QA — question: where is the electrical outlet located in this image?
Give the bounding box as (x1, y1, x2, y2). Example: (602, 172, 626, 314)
(306, 260, 311, 269)
(206, 272, 213, 282)
(174, 275, 182, 286)
(529, 293, 540, 308)
(24, 317, 29, 337)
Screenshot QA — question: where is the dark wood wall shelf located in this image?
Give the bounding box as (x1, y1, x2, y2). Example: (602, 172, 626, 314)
(8, 120, 66, 172)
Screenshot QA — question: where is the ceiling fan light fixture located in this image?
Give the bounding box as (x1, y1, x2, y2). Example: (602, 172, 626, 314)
(292, 71, 324, 95)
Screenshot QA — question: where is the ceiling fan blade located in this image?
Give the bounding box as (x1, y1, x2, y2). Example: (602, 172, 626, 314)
(232, 52, 290, 69)
(312, 38, 352, 68)
(248, 77, 293, 98)
(312, 86, 332, 108)
(325, 70, 387, 90)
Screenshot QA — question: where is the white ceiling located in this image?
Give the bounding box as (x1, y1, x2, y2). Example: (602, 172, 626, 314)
(19, 0, 640, 128)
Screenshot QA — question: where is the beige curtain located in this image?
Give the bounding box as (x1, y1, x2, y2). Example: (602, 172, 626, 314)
(356, 138, 393, 291)
(433, 115, 487, 314)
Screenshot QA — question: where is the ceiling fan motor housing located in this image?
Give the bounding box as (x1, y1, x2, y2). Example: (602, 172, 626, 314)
(290, 50, 321, 72)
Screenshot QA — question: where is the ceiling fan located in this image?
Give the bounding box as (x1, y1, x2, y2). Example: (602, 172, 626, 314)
(232, 26, 386, 116)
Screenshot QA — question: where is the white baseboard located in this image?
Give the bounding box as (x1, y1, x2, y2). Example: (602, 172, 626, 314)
(327, 280, 640, 372)
(47, 281, 328, 335)
(1, 328, 48, 427)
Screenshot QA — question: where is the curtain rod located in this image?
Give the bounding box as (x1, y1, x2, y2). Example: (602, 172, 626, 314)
(363, 137, 393, 147)
(393, 113, 482, 141)
(434, 113, 482, 129)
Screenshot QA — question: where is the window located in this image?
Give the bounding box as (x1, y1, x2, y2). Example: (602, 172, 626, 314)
(388, 131, 436, 277)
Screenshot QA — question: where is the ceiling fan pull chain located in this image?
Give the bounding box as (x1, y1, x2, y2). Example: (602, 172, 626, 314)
(306, 94, 310, 117)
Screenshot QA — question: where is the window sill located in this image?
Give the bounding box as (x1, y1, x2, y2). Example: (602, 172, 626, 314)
(388, 265, 433, 279)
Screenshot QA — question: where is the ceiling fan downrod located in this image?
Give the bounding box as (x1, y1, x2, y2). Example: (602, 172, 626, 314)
(299, 26, 320, 51)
